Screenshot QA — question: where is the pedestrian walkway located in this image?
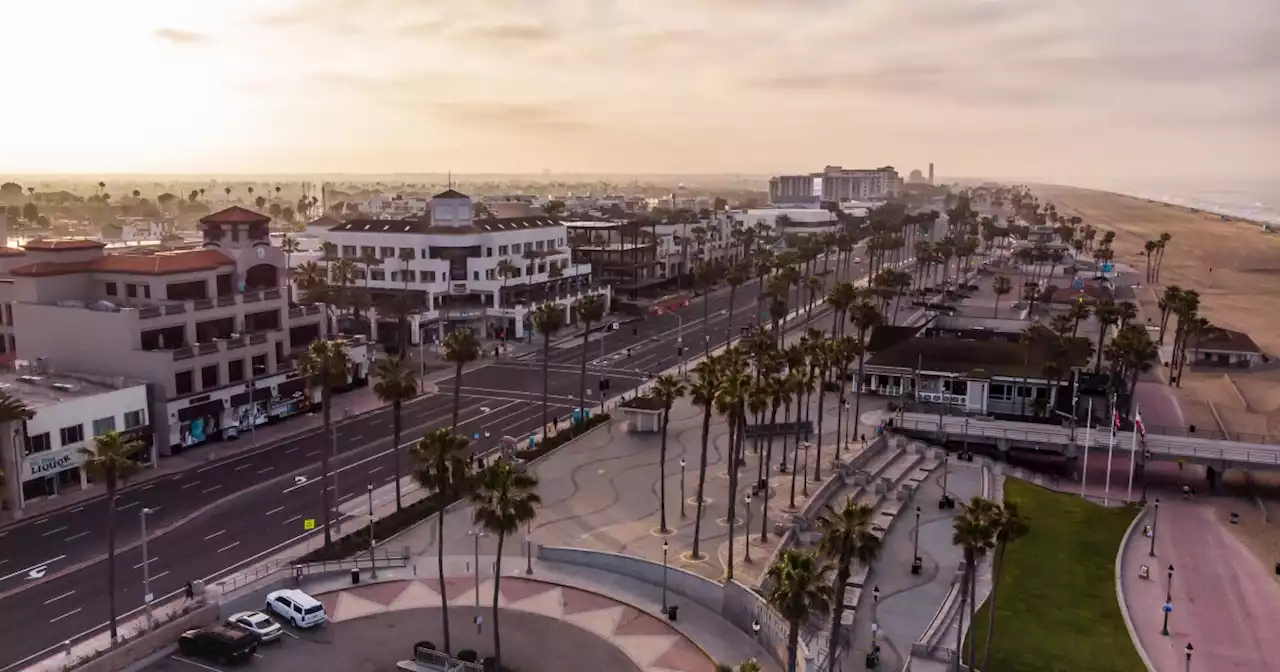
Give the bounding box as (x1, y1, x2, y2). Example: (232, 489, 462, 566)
(296, 554, 774, 672)
(1120, 494, 1280, 672)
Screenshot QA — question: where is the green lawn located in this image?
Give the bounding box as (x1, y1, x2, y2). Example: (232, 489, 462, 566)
(963, 478, 1146, 672)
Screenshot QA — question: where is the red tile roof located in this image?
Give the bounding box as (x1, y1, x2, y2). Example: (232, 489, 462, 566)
(11, 249, 235, 277)
(200, 206, 271, 225)
(22, 239, 107, 251)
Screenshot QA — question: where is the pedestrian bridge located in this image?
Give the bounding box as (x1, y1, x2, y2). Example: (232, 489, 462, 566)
(886, 412, 1280, 469)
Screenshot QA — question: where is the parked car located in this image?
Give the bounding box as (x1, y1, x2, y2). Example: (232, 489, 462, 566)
(228, 610, 284, 642)
(178, 625, 258, 665)
(265, 588, 327, 628)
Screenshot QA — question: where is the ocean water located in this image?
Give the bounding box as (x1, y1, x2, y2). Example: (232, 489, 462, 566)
(1107, 179, 1280, 225)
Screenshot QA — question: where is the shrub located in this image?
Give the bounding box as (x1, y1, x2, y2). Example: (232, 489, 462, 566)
(457, 649, 478, 662)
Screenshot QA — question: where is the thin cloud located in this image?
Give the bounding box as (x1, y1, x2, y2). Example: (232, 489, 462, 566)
(154, 28, 206, 44)
(426, 100, 592, 132)
(454, 21, 557, 43)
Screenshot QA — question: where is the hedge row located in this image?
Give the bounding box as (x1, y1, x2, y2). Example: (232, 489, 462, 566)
(295, 413, 611, 563)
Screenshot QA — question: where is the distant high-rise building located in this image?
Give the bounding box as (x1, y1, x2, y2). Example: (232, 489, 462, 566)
(769, 166, 899, 204)
(928, 163, 935, 185)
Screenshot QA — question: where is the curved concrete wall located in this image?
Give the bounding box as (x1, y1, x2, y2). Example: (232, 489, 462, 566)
(1115, 505, 1159, 672)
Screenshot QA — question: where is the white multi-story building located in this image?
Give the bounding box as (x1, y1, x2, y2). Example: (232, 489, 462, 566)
(0, 364, 150, 516)
(318, 189, 608, 342)
(731, 208, 840, 237)
(359, 195, 433, 218)
(770, 165, 900, 204)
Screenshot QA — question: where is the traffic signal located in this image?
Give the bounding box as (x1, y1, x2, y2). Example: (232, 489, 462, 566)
(598, 378, 611, 392)
(676, 346, 684, 356)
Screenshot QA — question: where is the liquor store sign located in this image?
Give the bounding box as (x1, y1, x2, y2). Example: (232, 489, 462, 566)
(23, 447, 87, 481)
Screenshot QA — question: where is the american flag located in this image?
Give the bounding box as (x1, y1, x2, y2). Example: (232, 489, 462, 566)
(1135, 410, 1146, 438)
(1113, 410, 1121, 430)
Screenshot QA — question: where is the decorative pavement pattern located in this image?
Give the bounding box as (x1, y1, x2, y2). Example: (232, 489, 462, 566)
(312, 576, 715, 672)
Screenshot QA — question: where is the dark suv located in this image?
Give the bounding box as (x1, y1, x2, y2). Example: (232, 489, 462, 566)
(178, 625, 259, 665)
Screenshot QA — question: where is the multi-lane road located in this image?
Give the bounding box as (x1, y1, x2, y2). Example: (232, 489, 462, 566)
(0, 253, 878, 669)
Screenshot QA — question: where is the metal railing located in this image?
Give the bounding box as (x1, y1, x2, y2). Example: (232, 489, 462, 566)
(216, 546, 411, 594)
(413, 645, 484, 672)
(893, 414, 1280, 465)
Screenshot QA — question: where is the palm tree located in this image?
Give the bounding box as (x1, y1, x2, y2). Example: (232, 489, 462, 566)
(714, 360, 751, 580)
(374, 356, 417, 511)
(531, 302, 566, 435)
(0, 393, 33, 513)
(358, 248, 382, 293)
(280, 235, 302, 303)
(689, 359, 721, 560)
(652, 374, 686, 535)
(825, 282, 857, 338)
(1143, 240, 1159, 283)
(572, 295, 607, 420)
(810, 339, 834, 482)
(470, 460, 541, 668)
(818, 498, 882, 671)
(1067, 302, 1091, 337)
(765, 548, 833, 672)
(991, 275, 1012, 317)
(442, 329, 481, 431)
(848, 300, 882, 445)
(1092, 300, 1121, 371)
(411, 429, 471, 655)
(496, 259, 519, 332)
(299, 340, 351, 546)
(979, 500, 1029, 670)
(715, 660, 763, 672)
(725, 264, 747, 345)
(952, 497, 997, 669)
(695, 261, 721, 356)
(81, 430, 143, 643)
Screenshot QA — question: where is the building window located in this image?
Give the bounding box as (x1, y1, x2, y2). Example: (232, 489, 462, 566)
(142, 284, 151, 299)
(251, 354, 267, 375)
(227, 359, 245, 383)
(421, 248, 430, 259)
(175, 370, 194, 396)
(535, 240, 545, 250)
(419, 270, 435, 283)
(370, 269, 386, 281)
(523, 242, 533, 253)
(473, 271, 480, 281)
(105, 282, 118, 296)
(26, 432, 51, 455)
(486, 247, 493, 257)
(380, 246, 395, 259)
(125, 409, 146, 428)
(360, 246, 375, 258)
(127, 284, 138, 298)
(342, 245, 357, 258)
(485, 269, 495, 280)
(499, 245, 509, 255)
(988, 383, 1013, 402)
(92, 417, 116, 437)
(59, 424, 85, 447)
(399, 248, 415, 260)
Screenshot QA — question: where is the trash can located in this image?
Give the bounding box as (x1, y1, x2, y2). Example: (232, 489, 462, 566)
(351, 568, 361, 585)
(666, 605, 679, 622)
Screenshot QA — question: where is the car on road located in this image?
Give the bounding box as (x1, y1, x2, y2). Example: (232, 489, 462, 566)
(178, 625, 259, 665)
(228, 610, 284, 642)
(265, 588, 327, 628)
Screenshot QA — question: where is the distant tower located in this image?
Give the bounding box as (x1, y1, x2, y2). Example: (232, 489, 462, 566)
(928, 163, 935, 185)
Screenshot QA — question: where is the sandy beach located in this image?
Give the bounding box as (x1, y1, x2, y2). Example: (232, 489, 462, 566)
(1034, 185, 1280, 444)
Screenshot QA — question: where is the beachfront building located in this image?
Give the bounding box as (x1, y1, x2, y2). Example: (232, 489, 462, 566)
(1187, 328, 1267, 368)
(3, 207, 366, 455)
(0, 364, 151, 515)
(565, 218, 661, 297)
(729, 208, 841, 238)
(769, 165, 901, 205)
(321, 189, 606, 343)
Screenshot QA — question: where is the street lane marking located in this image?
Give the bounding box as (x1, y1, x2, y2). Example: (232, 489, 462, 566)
(170, 655, 223, 671)
(257, 466, 274, 475)
(368, 466, 384, 474)
(49, 608, 82, 623)
(350, 433, 364, 441)
(217, 542, 241, 553)
(117, 501, 140, 511)
(63, 531, 90, 542)
(202, 485, 222, 495)
(235, 463, 252, 471)
(283, 515, 301, 525)
(181, 480, 202, 489)
(40, 526, 69, 538)
(133, 558, 156, 569)
(152, 570, 170, 581)
(204, 530, 226, 541)
(44, 590, 75, 605)
(142, 484, 155, 490)
(285, 447, 298, 454)
(265, 506, 284, 516)
(305, 450, 319, 457)
(0, 555, 66, 583)
(32, 518, 50, 525)
(70, 506, 84, 513)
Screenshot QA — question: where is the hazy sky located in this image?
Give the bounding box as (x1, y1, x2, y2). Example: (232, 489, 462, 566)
(4, 0, 1277, 184)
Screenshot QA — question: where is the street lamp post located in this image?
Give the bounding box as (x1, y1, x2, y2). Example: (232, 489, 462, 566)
(871, 585, 881, 660)
(367, 483, 377, 579)
(1166, 564, 1174, 603)
(680, 459, 687, 517)
(1149, 498, 1160, 557)
(911, 506, 923, 574)
(1185, 642, 1194, 672)
(661, 541, 670, 612)
(744, 493, 753, 563)
(751, 619, 761, 642)
(470, 530, 486, 607)
(1161, 601, 1172, 636)
(140, 507, 155, 627)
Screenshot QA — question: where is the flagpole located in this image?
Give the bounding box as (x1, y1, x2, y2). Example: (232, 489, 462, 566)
(1081, 399, 1092, 499)
(1126, 402, 1140, 501)
(1104, 395, 1116, 506)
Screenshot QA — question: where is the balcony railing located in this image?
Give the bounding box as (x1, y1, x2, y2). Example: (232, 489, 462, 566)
(217, 295, 236, 307)
(197, 342, 220, 356)
(194, 298, 214, 311)
(249, 333, 268, 345)
(263, 288, 282, 300)
(242, 291, 261, 304)
(172, 347, 194, 361)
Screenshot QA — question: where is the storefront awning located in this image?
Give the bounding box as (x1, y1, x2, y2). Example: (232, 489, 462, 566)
(276, 377, 308, 399)
(230, 387, 272, 407)
(178, 399, 225, 422)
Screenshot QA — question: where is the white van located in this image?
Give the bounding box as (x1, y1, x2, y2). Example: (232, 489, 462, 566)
(264, 589, 327, 628)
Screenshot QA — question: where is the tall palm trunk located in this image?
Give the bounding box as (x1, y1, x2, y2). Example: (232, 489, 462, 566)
(541, 333, 552, 434)
(577, 327, 590, 419)
(659, 408, 672, 533)
(827, 555, 852, 671)
(980, 544, 1008, 670)
(852, 355, 866, 447)
(491, 533, 507, 665)
(786, 621, 801, 672)
(391, 399, 403, 510)
(813, 375, 827, 481)
(725, 411, 740, 580)
(691, 402, 713, 559)
(789, 396, 801, 508)
(760, 403, 779, 542)
(968, 559, 980, 666)
(437, 468, 453, 652)
(954, 550, 973, 670)
(702, 284, 712, 358)
(725, 285, 737, 347)
(322, 388, 334, 546)
(106, 477, 119, 642)
(450, 361, 464, 430)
